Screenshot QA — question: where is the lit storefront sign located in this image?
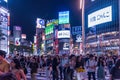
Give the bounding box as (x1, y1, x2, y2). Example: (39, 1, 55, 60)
(88, 6, 112, 27)
(58, 30, 70, 38)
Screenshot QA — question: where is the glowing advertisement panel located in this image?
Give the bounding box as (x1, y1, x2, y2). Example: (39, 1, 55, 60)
(0, 7, 9, 53)
(45, 24, 54, 35)
(15, 38, 21, 46)
(59, 11, 69, 24)
(88, 6, 112, 27)
(58, 30, 70, 38)
(36, 18, 45, 28)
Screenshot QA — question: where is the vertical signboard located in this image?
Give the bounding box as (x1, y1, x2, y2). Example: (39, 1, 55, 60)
(0, 7, 9, 53)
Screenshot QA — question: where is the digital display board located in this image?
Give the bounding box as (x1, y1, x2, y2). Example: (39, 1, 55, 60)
(71, 26, 82, 35)
(88, 6, 112, 27)
(45, 24, 54, 35)
(15, 38, 20, 46)
(59, 11, 69, 24)
(58, 30, 70, 38)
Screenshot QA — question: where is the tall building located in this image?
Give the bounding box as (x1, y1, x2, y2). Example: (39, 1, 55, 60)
(58, 11, 71, 55)
(45, 19, 58, 54)
(84, 0, 120, 55)
(35, 18, 45, 55)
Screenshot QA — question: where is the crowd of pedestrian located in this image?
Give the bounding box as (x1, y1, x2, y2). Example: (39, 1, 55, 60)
(0, 50, 120, 80)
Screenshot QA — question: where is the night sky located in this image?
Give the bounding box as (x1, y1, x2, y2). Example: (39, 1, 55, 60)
(8, 0, 82, 41)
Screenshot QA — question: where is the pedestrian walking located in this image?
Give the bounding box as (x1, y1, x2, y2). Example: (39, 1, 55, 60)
(29, 58, 38, 80)
(86, 54, 97, 80)
(97, 57, 105, 80)
(10, 58, 27, 80)
(110, 59, 120, 80)
(76, 55, 87, 80)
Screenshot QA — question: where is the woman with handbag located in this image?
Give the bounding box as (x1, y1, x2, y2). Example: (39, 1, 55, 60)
(75, 55, 86, 80)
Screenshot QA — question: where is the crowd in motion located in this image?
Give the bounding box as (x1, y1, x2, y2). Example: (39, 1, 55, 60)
(0, 50, 120, 80)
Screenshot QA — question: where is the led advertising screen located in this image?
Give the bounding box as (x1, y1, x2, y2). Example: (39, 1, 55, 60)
(88, 6, 112, 27)
(58, 30, 70, 38)
(21, 34, 26, 39)
(71, 26, 82, 43)
(45, 24, 54, 35)
(15, 38, 20, 46)
(36, 18, 45, 28)
(59, 11, 69, 24)
(0, 7, 9, 53)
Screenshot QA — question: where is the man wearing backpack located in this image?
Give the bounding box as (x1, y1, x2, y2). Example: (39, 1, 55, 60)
(86, 54, 97, 80)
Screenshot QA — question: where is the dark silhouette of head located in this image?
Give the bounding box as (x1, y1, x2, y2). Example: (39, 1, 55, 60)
(0, 50, 7, 58)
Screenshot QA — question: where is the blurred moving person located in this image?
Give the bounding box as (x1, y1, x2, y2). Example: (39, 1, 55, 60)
(10, 59, 27, 80)
(29, 58, 38, 80)
(110, 59, 120, 80)
(0, 50, 10, 75)
(97, 57, 106, 80)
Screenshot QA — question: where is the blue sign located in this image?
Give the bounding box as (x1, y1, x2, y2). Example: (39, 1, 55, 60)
(39, 19, 45, 26)
(59, 11, 69, 24)
(71, 26, 82, 35)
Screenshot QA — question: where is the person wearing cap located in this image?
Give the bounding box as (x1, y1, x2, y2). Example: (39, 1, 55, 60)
(0, 50, 10, 75)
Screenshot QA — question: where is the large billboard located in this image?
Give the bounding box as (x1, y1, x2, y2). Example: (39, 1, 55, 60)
(0, 7, 9, 52)
(88, 6, 112, 27)
(59, 11, 69, 24)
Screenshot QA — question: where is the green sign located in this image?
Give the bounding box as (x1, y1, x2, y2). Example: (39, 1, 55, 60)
(45, 24, 54, 35)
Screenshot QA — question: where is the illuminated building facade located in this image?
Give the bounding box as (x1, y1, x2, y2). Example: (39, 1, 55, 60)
(84, 0, 120, 55)
(0, 0, 10, 54)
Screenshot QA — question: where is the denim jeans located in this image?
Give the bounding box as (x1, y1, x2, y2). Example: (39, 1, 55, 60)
(52, 70, 58, 80)
(88, 72, 96, 80)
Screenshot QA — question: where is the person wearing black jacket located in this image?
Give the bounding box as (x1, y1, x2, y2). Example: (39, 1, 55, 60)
(29, 58, 38, 80)
(52, 56, 59, 80)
